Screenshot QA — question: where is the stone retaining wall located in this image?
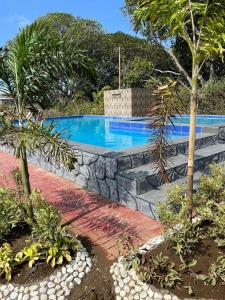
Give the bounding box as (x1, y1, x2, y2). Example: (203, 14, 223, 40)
(0, 134, 218, 219)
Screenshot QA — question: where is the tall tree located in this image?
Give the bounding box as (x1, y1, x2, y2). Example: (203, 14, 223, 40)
(125, 0, 225, 220)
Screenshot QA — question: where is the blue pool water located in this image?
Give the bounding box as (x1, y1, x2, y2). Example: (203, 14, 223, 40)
(45, 116, 188, 151)
(173, 115, 225, 125)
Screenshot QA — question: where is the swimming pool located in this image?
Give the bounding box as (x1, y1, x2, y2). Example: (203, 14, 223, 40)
(46, 116, 188, 151)
(173, 115, 225, 125)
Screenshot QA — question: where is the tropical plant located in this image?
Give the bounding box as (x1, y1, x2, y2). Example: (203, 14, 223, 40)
(0, 187, 25, 238)
(126, 0, 225, 220)
(0, 243, 14, 281)
(45, 236, 80, 268)
(0, 23, 95, 218)
(15, 242, 43, 268)
(198, 254, 225, 286)
(28, 190, 65, 242)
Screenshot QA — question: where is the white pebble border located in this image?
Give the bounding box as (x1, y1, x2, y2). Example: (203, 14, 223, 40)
(110, 235, 181, 300)
(0, 246, 92, 300)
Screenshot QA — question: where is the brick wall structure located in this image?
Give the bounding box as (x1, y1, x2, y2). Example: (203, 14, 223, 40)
(104, 88, 153, 117)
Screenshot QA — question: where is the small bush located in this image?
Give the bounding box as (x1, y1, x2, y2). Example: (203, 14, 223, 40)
(0, 187, 25, 239)
(0, 243, 14, 281)
(29, 190, 64, 242)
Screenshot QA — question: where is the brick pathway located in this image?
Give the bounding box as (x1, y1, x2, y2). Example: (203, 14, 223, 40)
(0, 151, 163, 260)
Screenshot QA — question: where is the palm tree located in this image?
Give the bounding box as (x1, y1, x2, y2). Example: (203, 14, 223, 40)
(0, 22, 95, 218)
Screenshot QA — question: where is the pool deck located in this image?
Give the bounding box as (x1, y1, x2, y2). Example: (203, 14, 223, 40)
(0, 151, 163, 261)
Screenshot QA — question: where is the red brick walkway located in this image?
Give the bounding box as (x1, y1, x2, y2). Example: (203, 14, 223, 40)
(0, 151, 163, 260)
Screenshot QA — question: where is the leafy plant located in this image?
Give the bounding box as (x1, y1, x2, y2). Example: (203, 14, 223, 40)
(15, 242, 43, 268)
(198, 255, 225, 286)
(0, 243, 14, 281)
(0, 187, 25, 239)
(28, 190, 64, 242)
(139, 253, 181, 289)
(45, 236, 80, 268)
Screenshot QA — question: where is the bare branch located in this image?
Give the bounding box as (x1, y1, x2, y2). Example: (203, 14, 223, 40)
(165, 48, 192, 86)
(153, 68, 181, 76)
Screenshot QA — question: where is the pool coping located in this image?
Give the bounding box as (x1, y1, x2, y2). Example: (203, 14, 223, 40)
(68, 132, 219, 158)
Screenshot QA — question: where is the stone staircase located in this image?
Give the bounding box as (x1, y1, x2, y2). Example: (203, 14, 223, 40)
(116, 137, 225, 219)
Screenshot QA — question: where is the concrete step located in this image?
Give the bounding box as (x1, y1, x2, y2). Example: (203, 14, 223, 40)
(136, 163, 225, 219)
(117, 143, 225, 196)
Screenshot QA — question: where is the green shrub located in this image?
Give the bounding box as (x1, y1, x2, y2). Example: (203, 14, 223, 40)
(29, 190, 64, 242)
(199, 78, 225, 114)
(195, 164, 225, 247)
(0, 243, 14, 281)
(15, 242, 44, 268)
(0, 187, 25, 238)
(45, 235, 80, 268)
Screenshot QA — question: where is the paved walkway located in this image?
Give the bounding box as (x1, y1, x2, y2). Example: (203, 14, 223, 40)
(0, 152, 163, 260)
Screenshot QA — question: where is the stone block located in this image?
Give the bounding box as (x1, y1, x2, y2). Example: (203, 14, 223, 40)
(106, 157, 118, 179)
(118, 184, 138, 210)
(83, 152, 98, 165)
(131, 153, 145, 168)
(106, 178, 119, 201)
(80, 165, 90, 180)
(118, 156, 132, 171)
(95, 157, 106, 180)
(98, 179, 110, 198)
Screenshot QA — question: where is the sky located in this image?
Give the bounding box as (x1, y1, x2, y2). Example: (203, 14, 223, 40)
(0, 0, 136, 46)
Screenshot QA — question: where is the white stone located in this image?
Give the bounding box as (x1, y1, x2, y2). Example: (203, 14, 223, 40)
(66, 275, 73, 282)
(77, 251, 82, 257)
(147, 289, 154, 297)
(55, 285, 61, 291)
(30, 291, 39, 297)
(164, 295, 172, 300)
(135, 285, 142, 293)
(128, 280, 135, 287)
(154, 292, 163, 299)
(74, 277, 81, 285)
(22, 294, 30, 300)
(115, 286, 120, 294)
(118, 280, 124, 289)
(19, 286, 24, 293)
(73, 271, 78, 278)
(0, 292, 2, 299)
(140, 291, 148, 298)
(40, 295, 48, 300)
(56, 289, 64, 297)
(124, 277, 130, 284)
(120, 290, 126, 298)
(0, 285, 7, 292)
(39, 287, 47, 294)
(62, 267, 67, 275)
(8, 284, 14, 292)
(23, 287, 29, 293)
(58, 296, 65, 300)
(73, 264, 78, 271)
(30, 285, 38, 292)
(49, 275, 55, 281)
(124, 285, 130, 293)
(121, 270, 127, 278)
(86, 258, 92, 268)
(18, 293, 23, 300)
(47, 288, 56, 295)
(3, 289, 9, 297)
(78, 261, 83, 267)
(68, 282, 74, 289)
(40, 281, 48, 288)
(10, 292, 18, 300)
(172, 297, 179, 300)
(67, 266, 73, 274)
(49, 295, 57, 300)
(30, 296, 39, 300)
(80, 254, 85, 261)
(48, 282, 55, 288)
(78, 272, 85, 279)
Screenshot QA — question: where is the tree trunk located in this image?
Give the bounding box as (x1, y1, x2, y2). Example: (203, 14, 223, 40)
(186, 77, 198, 221)
(20, 146, 33, 218)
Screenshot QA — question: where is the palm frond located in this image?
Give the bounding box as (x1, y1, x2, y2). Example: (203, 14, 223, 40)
(0, 115, 76, 171)
(148, 80, 182, 182)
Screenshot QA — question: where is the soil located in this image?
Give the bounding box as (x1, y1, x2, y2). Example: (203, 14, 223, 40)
(0, 226, 115, 300)
(139, 238, 225, 300)
(68, 236, 115, 300)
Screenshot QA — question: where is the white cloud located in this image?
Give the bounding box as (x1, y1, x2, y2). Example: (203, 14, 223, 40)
(9, 15, 31, 29)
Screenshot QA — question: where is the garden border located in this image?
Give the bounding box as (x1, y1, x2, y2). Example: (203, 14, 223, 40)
(0, 246, 92, 300)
